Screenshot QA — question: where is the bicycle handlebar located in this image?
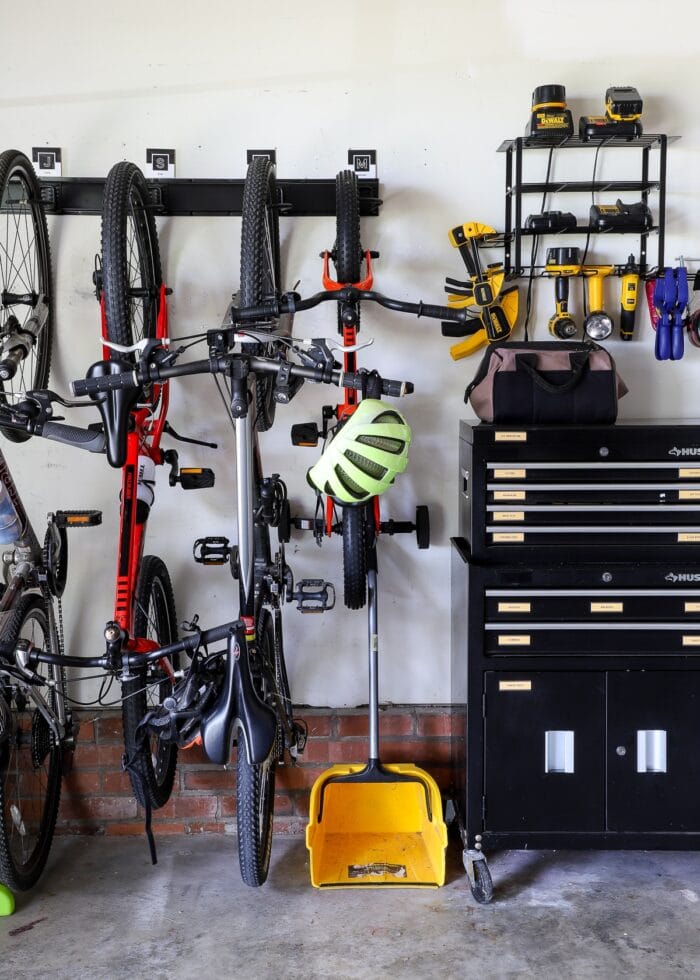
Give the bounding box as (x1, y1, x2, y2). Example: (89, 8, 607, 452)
(17, 619, 240, 672)
(229, 287, 470, 325)
(71, 354, 412, 400)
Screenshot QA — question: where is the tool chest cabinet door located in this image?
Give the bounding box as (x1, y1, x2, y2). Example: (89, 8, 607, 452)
(483, 671, 605, 831)
(607, 671, 700, 832)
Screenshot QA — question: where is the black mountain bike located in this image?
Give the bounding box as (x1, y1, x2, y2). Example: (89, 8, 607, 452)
(0, 434, 101, 891)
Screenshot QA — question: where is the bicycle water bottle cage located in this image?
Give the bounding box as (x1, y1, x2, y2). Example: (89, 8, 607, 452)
(85, 358, 140, 468)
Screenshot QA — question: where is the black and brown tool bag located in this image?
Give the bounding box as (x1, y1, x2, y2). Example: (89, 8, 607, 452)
(465, 341, 628, 424)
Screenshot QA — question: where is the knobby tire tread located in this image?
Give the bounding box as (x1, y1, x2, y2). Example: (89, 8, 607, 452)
(239, 157, 282, 432)
(236, 608, 276, 887)
(342, 504, 370, 609)
(101, 161, 162, 356)
(121, 555, 178, 809)
(0, 150, 53, 443)
(0, 594, 61, 890)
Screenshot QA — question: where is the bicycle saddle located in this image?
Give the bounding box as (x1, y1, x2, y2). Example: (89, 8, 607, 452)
(85, 358, 140, 467)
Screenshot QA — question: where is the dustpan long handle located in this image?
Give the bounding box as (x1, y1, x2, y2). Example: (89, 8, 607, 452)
(368, 565, 379, 760)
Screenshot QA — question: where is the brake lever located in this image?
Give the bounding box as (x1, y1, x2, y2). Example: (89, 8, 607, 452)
(294, 339, 337, 372)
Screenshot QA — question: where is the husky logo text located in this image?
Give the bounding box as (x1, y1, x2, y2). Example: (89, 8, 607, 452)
(665, 572, 700, 582)
(668, 446, 700, 457)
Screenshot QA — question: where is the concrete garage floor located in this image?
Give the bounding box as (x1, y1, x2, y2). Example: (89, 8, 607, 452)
(3, 836, 700, 979)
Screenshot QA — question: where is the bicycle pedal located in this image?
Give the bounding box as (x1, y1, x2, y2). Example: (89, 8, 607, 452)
(178, 467, 215, 490)
(54, 510, 102, 528)
(291, 422, 319, 447)
(290, 579, 335, 613)
(193, 536, 231, 565)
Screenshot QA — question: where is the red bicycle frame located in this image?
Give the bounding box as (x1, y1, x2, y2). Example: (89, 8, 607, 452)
(320, 252, 381, 536)
(101, 284, 170, 655)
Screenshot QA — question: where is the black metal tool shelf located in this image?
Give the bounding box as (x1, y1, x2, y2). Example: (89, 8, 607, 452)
(451, 418, 700, 904)
(496, 134, 676, 277)
(37, 176, 381, 218)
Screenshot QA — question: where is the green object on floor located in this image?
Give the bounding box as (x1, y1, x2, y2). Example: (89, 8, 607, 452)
(0, 884, 15, 916)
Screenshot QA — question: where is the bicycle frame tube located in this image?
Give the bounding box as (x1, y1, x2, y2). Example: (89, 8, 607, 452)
(235, 399, 255, 612)
(111, 285, 170, 647)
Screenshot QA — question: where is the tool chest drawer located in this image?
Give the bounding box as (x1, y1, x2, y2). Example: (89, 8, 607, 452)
(467, 559, 700, 656)
(460, 419, 700, 561)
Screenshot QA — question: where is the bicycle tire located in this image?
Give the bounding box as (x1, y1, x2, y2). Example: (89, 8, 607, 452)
(342, 502, 374, 610)
(236, 607, 277, 887)
(101, 161, 162, 358)
(0, 150, 53, 442)
(121, 555, 179, 809)
(334, 169, 363, 334)
(0, 594, 62, 891)
(239, 156, 282, 432)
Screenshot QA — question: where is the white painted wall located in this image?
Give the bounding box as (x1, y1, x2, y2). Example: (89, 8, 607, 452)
(2, 0, 700, 705)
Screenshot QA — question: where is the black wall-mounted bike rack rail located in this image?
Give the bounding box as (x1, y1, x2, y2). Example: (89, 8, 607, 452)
(37, 177, 381, 218)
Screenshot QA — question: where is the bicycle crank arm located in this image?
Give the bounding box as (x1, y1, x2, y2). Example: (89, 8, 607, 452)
(200, 623, 277, 766)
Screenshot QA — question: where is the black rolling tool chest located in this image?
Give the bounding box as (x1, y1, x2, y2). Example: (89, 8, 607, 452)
(452, 421, 700, 900)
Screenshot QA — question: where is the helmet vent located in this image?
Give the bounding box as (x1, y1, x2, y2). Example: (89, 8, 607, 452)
(356, 434, 404, 454)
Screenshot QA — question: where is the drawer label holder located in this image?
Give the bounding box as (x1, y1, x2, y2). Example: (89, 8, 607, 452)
(497, 635, 531, 646)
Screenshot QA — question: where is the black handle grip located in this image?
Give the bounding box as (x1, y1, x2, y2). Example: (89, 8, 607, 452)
(71, 370, 137, 397)
(41, 422, 106, 453)
(419, 302, 464, 321)
(341, 372, 413, 397)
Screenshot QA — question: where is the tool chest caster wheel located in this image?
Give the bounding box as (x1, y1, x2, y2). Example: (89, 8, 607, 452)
(464, 848, 493, 904)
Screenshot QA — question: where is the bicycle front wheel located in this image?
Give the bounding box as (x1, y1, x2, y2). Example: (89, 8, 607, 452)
(0, 594, 62, 891)
(342, 502, 376, 609)
(101, 161, 162, 357)
(121, 555, 179, 809)
(239, 156, 282, 432)
(0, 150, 53, 441)
(236, 608, 278, 887)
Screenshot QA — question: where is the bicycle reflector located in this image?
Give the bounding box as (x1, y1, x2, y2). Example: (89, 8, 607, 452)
(306, 399, 411, 504)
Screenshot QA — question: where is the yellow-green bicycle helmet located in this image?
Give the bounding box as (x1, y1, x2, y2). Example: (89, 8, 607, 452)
(307, 398, 412, 504)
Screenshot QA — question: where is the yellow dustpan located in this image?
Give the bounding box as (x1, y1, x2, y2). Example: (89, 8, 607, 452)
(306, 562, 447, 887)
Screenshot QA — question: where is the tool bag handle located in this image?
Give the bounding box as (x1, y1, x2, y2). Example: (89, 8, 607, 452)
(514, 350, 589, 394)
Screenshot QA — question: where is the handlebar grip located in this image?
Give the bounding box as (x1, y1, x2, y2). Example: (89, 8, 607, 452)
(41, 421, 106, 454)
(71, 370, 137, 397)
(419, 303, 466, 321)
(341, 372, 413, 397)
(384, 378, 414, 397)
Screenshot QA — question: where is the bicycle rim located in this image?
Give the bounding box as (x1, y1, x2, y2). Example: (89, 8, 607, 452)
(0, 595, 62, 891)
(101, 161, 162, 356)
(0, 150, 53, 441)
(121, 555, 178, 809)
(236, 609, 277, 886)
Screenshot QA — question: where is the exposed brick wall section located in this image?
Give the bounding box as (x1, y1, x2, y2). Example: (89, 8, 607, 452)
(56, 706, 455, 837)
